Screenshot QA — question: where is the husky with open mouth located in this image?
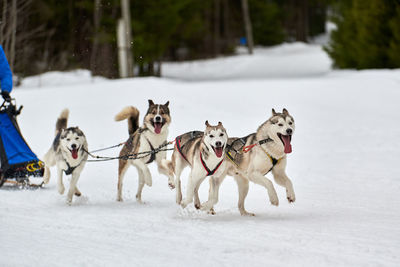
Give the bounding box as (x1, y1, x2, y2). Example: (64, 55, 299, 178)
(43, 109, 88, 205)
(163, 121, 228, 213)
(115, 100, 173, 202)
(215, 108, 296, 216)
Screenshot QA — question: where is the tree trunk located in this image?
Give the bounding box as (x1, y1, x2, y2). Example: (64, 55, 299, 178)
(295, 0, 309, 42)
(241, 0, 254, 54)
(213, 0, 220, 56)
(0, 0, 7, 45)
(91, 0, 102, 77)
(10, 0, 17, 71)
(222, 0, 230, 46)
(156, 61, 161, 77)
(121, 0, 133, 77)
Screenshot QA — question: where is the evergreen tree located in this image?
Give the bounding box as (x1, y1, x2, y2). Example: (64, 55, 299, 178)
(388, 5, 400, 67)
(326, 0, 400, 69)
(249, 0, 284, 46)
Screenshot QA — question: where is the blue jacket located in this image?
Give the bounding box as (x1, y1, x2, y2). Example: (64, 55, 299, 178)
(0, 45, 13, 93)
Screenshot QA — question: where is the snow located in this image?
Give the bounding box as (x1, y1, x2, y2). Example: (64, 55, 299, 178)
(163, 42, 332, 80)
(1, 43, 400, 267)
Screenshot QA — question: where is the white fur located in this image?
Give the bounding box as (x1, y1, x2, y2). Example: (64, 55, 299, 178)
(43, 111, 88, 205)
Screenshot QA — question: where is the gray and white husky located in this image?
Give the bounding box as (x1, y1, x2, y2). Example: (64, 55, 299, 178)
(43, 109, 88, 205)
(115, 100, 173, 202)
(214, 108, 296, 216)
(164, 121, 228, 213)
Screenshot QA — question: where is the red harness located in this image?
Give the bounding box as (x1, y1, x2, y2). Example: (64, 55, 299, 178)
(199, 151, 224, 176)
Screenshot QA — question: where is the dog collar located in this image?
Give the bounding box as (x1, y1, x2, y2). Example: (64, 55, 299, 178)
(199, 151, 224, 177)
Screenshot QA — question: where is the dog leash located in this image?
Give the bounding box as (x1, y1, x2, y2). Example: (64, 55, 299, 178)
(83, 140, 175, 162)
(242, 137, 273, 153)
(88, 142, 126, 153)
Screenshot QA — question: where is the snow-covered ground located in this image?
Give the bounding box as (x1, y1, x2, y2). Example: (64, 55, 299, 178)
(1, 43, 400, 267)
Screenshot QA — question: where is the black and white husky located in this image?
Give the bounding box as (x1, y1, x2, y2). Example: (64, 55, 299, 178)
(115, 100, 173, 203)
(164, 121, 229, 213)
(43, 109, 88, 205)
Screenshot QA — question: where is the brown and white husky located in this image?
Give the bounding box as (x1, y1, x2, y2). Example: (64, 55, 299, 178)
(115, 100, 173, 203)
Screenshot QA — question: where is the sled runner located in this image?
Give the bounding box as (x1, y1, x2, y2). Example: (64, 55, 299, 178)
(0, 100, 44, 187)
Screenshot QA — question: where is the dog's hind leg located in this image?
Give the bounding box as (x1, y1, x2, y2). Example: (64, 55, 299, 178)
(248, 172, 279, 206)
(67, 173, 80, 205)
(234, 175, 255, 216)
(117, 159, 129, 202)
(272, 165, 295, 203)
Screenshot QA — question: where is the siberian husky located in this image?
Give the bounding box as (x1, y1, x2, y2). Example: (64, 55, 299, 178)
(43, 109, 88, 205)
(115, 100, 173, 202)
(219, 108, 296, 216)
(164, 121, 228, 212)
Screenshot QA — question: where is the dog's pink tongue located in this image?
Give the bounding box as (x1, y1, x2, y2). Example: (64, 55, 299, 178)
(215, 147, 223, 158)
(154, 123, 162, 134)
(281, 135, 292, 154)
(71, 149, 78, 159)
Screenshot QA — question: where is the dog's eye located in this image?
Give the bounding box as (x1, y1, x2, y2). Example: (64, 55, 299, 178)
(289, 122, 292, 125)
(210, 135, 214, 138)
(66, 138, 71, 141)
(278, 124, 283, 127)
(75, 137, 79, 140)
(219, 133, 224, 137)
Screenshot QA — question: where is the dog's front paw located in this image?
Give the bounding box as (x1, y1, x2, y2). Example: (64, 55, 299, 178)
(43, 167, 50, 184)
(144, 178, 152, 187)
(176, 194, 182, 205)
(168, 180, 175, 190)
(58, 185, 65, 195)
(240, 210, 256, 216)
(287, 189, 296, 203)
(116, 196, 123, 202)
(207, 208, 216, 215)
(269, 194, 279, 206)
(180, 199, 189, 208)
(66, 198, 72, 205)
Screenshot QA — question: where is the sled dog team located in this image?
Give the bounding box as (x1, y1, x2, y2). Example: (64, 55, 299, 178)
(43, 100, 296, 215)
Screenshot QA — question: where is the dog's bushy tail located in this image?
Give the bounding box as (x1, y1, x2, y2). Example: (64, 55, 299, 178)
(115, 106, 140, 135)
(55, 108, 69, 135)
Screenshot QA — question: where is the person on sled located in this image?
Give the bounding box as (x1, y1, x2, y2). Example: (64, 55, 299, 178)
(0, 45, 13, 102)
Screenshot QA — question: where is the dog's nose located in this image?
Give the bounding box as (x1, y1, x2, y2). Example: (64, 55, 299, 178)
(155, 115, 162, 122)
(286, 129, 293, 135)
(215, 141, 222, 147)
(71, 144, 77, 149)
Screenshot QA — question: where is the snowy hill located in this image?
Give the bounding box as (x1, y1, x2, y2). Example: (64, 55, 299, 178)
(2, 43, 400, 267)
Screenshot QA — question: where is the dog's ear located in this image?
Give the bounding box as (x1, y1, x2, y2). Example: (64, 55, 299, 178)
(164, 101, 169, 107)
(148, 99, 155, 106)
(60, 128, 65, 138)
(205, 120, 211, 127)
(272, 108, 277, 116)
(282, 108, 289, 115)
(218, 121, 222, 127)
